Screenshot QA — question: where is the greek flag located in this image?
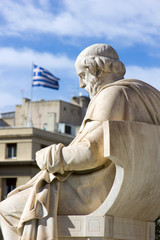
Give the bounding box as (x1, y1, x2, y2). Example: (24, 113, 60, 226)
(32, 64, 59, 90)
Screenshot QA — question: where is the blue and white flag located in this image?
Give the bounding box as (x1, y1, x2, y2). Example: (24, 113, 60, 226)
(32, 64, 60, 90)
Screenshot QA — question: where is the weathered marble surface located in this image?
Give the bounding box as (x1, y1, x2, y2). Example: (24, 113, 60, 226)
(1, 44, 160, 240)
(57, 215, 155, 240)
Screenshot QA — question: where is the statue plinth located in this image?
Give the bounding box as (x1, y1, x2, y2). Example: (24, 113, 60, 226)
(57, 215, 154, 240)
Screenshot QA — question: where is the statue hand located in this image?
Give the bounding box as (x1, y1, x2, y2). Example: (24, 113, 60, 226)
(36, 147, 48, 170)
(35, 144, 64, 174)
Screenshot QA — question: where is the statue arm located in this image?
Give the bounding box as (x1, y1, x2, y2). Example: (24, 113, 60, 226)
(36, 86, 131, 174)
(62, 120, 105, 172)
(36, 121, 106, 174)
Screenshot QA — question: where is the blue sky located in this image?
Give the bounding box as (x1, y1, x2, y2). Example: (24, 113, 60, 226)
(0, 0, 160, 113)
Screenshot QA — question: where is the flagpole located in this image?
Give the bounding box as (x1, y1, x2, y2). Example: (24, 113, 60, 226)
(28, 63, 33, 127)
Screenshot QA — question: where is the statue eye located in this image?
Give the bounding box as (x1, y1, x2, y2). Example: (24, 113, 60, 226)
(79, 73, 85, 79)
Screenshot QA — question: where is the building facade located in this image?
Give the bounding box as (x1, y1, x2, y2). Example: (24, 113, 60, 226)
(15, 96, 90, 135)
(0, 96, 89, 201)
(0, 127, 73, 201)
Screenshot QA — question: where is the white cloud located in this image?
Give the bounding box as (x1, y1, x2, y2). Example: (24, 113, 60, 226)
(0, 46, 75, 95)
(0, 47, 74, 70)
(125, 65, 160, 90)
(0, 46, 77, 113)
(0, 0, 160, 45)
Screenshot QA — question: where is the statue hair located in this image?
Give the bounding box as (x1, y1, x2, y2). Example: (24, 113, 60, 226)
(75, 44, 126, 79)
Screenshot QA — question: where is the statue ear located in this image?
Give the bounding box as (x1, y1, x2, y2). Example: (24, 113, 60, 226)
(96, 69, 102, 77)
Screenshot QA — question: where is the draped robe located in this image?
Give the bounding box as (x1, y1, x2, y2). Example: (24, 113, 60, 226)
(1, 79, 160, 240)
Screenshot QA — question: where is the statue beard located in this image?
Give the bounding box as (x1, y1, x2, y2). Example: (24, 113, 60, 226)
(86, 76, 105, 99)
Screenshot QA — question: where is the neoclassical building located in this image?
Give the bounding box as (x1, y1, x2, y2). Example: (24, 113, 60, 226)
(0, 96, 89, 200)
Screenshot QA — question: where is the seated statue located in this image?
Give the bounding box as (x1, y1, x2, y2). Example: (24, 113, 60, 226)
(1, 43, 160, 240)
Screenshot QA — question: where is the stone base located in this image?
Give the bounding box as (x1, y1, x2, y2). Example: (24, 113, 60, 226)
(58, 216, 155, 240)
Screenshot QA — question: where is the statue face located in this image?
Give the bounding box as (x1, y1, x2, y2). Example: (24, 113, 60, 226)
(76, 64, 90, 91)
(76, 60, 105, 98)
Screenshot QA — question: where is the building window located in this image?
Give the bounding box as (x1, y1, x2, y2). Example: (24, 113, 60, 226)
(1, 178, 17, 200)
(6, 143, 17, 158)
(6, 178, 17, 194)
(41, 144, 47, 149)
(65, 125, 71, 134)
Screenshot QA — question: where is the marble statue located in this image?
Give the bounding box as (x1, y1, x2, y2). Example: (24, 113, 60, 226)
(1, 43, 160, 240)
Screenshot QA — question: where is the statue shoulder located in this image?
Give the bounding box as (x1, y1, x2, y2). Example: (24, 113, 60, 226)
(95, 83, 128, 104)
(85, 84, 128, 122)
(83, 78, 160, 126)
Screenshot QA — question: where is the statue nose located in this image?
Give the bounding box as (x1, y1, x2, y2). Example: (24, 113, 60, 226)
(80, 79, 86, 88)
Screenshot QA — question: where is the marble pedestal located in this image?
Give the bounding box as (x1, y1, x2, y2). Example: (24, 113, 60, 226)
(58, 215, 155, 240)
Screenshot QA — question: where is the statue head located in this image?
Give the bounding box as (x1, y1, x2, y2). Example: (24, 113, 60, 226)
(75, 44, 126, 99)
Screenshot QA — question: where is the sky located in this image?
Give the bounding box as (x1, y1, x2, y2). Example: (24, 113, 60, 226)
(0, 0, 160, 114)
